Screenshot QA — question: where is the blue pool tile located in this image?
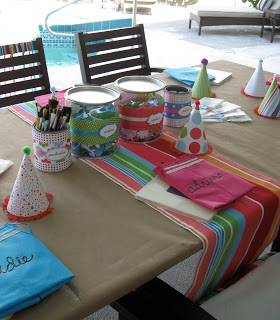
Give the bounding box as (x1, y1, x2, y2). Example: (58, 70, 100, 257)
(50, 25, 58, 32)
(81, 24, 86, 32)
(93, 21, 102, 31)
(71, 24, 78, 32)
(72, 23, 83, 32)
(102, 20, 110, 30)
(57, 25, 64, 32)
(86, 23, 94, 32)
(110, 18, 133, 29)
(124, 18, 133, 27)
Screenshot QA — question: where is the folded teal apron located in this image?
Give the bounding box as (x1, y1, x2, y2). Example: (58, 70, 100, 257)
(0, 223, 75, 319)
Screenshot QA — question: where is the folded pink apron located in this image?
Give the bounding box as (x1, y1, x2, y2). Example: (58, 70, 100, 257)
(154, 154, 256, 210)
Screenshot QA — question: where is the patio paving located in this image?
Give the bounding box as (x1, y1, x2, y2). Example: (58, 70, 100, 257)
(49, 3, 280, 89)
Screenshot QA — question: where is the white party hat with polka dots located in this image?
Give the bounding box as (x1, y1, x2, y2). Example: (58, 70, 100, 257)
(3, 146, 53, 221)
(175, 101, 211, 155)
(242, 59, 268, 98)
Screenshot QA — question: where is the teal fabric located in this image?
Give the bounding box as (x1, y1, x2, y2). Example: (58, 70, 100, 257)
(0, 223, 75, 319)
(164, 67, 215, 87)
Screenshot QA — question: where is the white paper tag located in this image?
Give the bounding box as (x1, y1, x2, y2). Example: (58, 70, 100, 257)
(45, 148, 69, 161)
(99, 124, 118, 138)
(147, 113, 163, 125)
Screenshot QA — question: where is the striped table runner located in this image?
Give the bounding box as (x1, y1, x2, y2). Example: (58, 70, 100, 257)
(7, 102, 280, 302)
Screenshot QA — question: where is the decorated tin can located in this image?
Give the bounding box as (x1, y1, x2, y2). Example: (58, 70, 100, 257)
(64, 86, 120, 158)
(163, 85, 192, 127)
(32, 123, 71, 172)
(115, 76, 166, 143)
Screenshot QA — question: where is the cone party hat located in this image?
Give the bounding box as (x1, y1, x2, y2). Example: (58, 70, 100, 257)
(50, 86, 58, 100)
(242, 59, 267, 98)
(2, 147, 54, 221)
(192, 59, 216, 100)
(175, 101, 211, 155)
(254, 74, 280, 119)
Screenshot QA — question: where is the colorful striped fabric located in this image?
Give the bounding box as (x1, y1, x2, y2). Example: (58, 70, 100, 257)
(6, 102, 280, 302)
(256, 77, 280, 118)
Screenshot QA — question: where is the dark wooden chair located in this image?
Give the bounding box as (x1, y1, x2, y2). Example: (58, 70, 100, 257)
(112, 251, 280, 319)
(0, 37, 50, 108)
(111, 277, 215, 320)
(74, 24, 164, 86)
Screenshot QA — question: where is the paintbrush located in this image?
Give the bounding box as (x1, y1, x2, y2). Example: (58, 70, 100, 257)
(48, 98, 59, 109)
(38, 108, 43, 130)
(60, 113, 69, 129)
(52, 105, 61, 130)
(57, 115, 64, 130)
(36, 103, 40, 129)
(41, 108, 48, 131)
(49, 109, 56, 131)
(63, 106, 72, 122)
(44, 113, 50, 131)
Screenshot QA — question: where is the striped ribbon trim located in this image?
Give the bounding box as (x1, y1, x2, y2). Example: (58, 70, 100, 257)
(0, 230, 20, 242)
(165, 158, 204, 174)
(70, 127, 119, 137)
(0, 41, 34, 56)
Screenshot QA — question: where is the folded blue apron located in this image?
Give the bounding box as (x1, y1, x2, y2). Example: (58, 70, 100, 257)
(0, 223, 75, 319)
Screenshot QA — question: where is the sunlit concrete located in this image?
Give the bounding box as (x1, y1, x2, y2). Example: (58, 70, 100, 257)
(45, 3, 280, 89)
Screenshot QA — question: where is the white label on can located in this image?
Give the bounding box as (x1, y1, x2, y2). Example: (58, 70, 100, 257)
(45, 147, 69, 161)
(99, 124, 117, 138)
(178, 105, 192, 117)
(147, 113, 163, 125)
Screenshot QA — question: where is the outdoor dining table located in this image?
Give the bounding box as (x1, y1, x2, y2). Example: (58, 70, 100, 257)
(0, 60, 279, 320)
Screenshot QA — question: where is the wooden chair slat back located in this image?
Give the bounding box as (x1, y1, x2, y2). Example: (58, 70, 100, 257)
(75, 24, 152, 85)
(0, 38, 50, 108)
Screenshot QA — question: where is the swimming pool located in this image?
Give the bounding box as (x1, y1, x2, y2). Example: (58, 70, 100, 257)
(43, 47, 78, 67)
(40, 17, 132, 67)
(0, 2, 132, 68)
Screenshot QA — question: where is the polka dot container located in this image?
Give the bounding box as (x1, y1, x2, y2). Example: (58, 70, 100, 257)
(163, 85, 192, 127)
(32, 123, 71, 172)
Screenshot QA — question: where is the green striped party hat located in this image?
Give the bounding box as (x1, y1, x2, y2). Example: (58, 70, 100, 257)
(254, 74, 280, 118)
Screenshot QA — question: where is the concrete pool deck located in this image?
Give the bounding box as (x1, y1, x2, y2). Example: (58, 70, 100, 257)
(47, 3, 280, 89)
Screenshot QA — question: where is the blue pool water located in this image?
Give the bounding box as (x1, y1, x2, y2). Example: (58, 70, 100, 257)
(40, 18, 132, 67)
(44, 47, 79, 68)
(0, 1, 132, 68)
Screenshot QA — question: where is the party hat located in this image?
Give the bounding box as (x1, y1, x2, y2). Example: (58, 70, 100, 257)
(2, 147, 54, 221)
(175, 101, 211, 155)
(192, 59, 216, 100)
(241, 59, 267, 98)
(48, 86, 59, 109)
(254, 74, 280, 119)
(266, 75, 280, 88)
(50, 86, 57, 100)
